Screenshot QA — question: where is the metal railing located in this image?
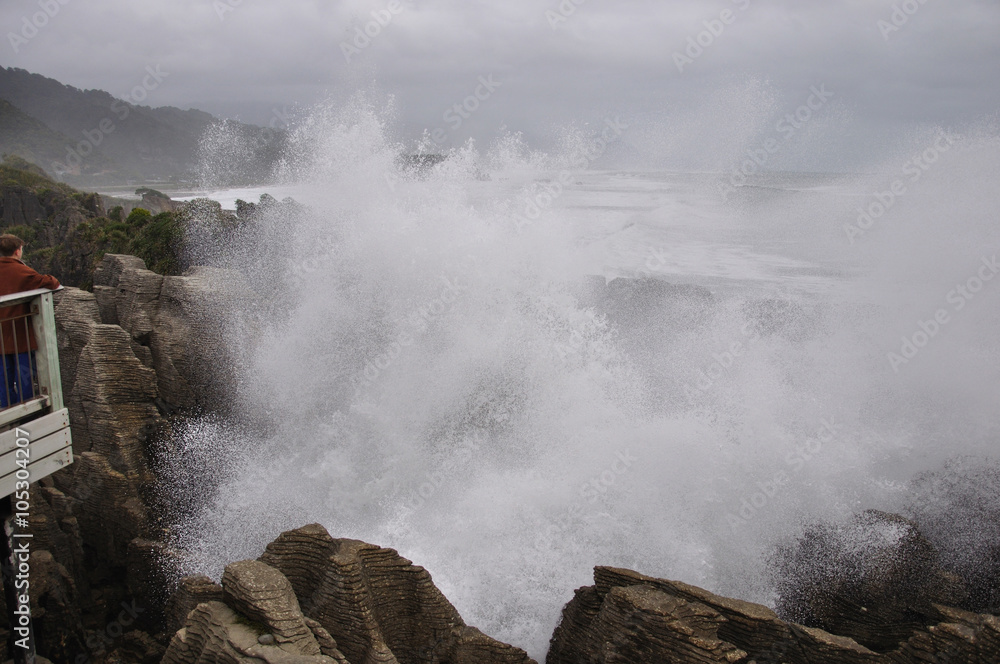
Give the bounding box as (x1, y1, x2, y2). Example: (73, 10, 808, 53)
(0, 288, 72, 497)
(0, 287, 72, 663)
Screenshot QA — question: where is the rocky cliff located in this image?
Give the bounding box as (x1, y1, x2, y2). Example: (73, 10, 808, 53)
(0, 157, 181, 287)
(547, 565, 1000, 663)
(0, 253, 243, 663)
(161, 524, 535, 664)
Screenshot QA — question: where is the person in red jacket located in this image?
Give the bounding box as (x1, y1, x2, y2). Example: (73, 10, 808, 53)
(0, 234, 60, 408)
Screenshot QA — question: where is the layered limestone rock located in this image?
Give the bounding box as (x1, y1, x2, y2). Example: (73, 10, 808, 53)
(890, 605, 1000, 663)
(0, 255, 246, 660)
(0, 285, 164, 659)
(53, 286, 160, 577)
(164, 574, 226, 636)
(221, 560, 329, 656)
(164, 524, 536, 664)
(163, 559, 349, 664)
(49, 253, 246, 557)
(94, 254, 241, 409)
(548, 566, 999, 664)
(549, 583, 747, 664)
(259, 524, 536, 664)
(162, 601, 343, 664)
(92, 253, 244, 411)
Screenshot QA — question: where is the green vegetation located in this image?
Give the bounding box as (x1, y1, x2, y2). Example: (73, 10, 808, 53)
(66, 207, 185, 285)
(2, 224, 36, 245)
(131, 211, 184, 274)
(0, 157, 271, 289)
(0, 158, 73, 193)
(0, 156, 185, 287)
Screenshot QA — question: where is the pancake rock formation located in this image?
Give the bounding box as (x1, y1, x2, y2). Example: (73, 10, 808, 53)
(547, 566, 1000, 664)
(163, 523, 536, 664)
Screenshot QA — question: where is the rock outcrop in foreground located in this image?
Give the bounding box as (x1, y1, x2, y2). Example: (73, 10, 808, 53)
(163, 523, 536, 664)
(548, 566, 1000, 664)
(159, 522, 998, 664)
(773, 510, 970, 652)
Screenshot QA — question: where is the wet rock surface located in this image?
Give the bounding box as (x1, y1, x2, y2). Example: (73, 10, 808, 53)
(548, 565, 999, 664)
(904, 457, 1000, 616)
(92, 253, 244, 411)
(162, 523, 534, 664)
(773, 509, 971, 652)
(162, 556, 349, 664)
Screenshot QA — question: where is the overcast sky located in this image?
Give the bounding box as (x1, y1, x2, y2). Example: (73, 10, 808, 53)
(2, 0, 999, 169)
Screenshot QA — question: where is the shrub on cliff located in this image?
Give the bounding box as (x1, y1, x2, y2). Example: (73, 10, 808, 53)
(0, 154, 73, 193)
(0, 159, 278, 287)
(75, 207, 184, 280)
(132, 211, 184, 275)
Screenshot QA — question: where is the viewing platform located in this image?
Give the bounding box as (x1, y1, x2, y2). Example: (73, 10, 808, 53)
(0, 286, 72, 662)
(0, 288, 73, 496)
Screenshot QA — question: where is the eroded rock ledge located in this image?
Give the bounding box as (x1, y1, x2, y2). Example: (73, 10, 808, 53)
(547, 566, 1000, 664)
(163, 523, 535, 664)
(158, 522, 998, 664)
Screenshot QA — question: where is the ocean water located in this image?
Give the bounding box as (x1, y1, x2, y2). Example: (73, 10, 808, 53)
(160, 98, 1000, 658)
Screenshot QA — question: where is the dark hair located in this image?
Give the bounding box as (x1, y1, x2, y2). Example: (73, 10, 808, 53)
(0, 235, 24, 257)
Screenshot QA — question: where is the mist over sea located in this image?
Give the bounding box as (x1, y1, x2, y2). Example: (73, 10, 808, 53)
(156, 96, 1000, 658)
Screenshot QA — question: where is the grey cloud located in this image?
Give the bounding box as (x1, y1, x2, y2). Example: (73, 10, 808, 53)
(1, 0, 997, 167)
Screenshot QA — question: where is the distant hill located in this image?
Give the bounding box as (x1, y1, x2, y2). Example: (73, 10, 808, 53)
(0, 98, 122, 178)
(0, 67, 285, 188)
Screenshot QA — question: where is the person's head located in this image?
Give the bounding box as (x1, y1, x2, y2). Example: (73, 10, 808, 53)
(0, 235, 24, 258)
